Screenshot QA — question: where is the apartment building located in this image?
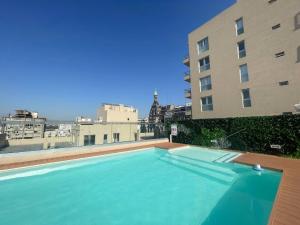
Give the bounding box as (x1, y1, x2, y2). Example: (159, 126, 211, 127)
(74, 104, 139, 146)
(184, 0, 300, 119)
(96, 103, 138, 122)
(1, 110, 46, 139)
(73, 122, 139, 146)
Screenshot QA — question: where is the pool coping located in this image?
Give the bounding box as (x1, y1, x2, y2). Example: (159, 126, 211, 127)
(0, 140, 186, 171)
(234, 152, 300, 225)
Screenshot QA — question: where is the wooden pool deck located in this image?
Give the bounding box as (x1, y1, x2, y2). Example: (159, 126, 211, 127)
(0, 142, 186, 171)
(234, 153, 300, 225)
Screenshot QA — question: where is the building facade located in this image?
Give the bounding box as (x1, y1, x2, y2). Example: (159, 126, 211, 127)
(96, 103, 138, 123)
(1, 110, 46, 139)
(148, 90, 192, 123)
(73, 122, 139, 146)
(184, 0, 300, 119)
(74, 104, 139, 146)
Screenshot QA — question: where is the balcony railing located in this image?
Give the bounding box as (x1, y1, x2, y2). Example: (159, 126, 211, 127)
(202, 104, 213, 111)
(184, 71, 191, 82)
(185, 110, 192, 116)
(185, 88, 191, 99)
(183, 55, 190, 66)
(200, 63, 210, 72)
(200, 84, 212, 92)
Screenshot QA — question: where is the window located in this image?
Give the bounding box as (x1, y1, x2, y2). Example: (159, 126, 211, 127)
(200, 76, 212, 92)
(239, 64, 249, 82)
(279, 81, 289, 86)
(113, 133, 120, 143)
(197, 37, 209, 53)
(84, 135, 95, 146)
(272, 24, 281, 30)
(297, 46, 300, 63)
(199, 56, 210, 72)
(237, 41, 246, 58)
(235, 18, 244, 35)
(242, 89, 251, 107)
(103, 134, 108, 144)
(275, 51, 285, 58)
(295, 12, 300, 30)
(201, 96, 213, 111)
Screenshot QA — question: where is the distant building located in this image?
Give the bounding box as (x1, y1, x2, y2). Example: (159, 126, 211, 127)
(148, 90, 192, 124)
(57, 124, 73, 137)
(44, 124, 73, 137)
(74, 104, 139, 146)
(164, 103, 192, 122)
(1, 110, 46, 140)
(75, 116, 93, 124)
(73, 122, 139, 146)
(0, 133, 8, 148)
(96, 103, 138, 123)
(148, 90, 162, 124)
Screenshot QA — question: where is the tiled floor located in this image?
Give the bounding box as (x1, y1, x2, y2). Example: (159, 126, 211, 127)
(234, 153, 300, 225)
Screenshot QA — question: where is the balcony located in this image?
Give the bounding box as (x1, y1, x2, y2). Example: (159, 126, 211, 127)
(185, 109, 192, 116)
(184, 71, 191, 82)
(185, 88, 191, 99)
(183, 55, 190, 66)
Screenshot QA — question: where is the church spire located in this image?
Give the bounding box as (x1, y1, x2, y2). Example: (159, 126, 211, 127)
(154, 89, 158, 101)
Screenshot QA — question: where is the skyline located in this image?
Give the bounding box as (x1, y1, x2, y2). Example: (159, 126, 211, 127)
(0, 0, 235, 120)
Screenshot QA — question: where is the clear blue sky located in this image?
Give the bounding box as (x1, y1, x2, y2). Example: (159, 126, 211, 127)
(0, 0, 235, 120)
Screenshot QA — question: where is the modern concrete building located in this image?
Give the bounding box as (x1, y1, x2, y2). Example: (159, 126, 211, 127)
(184, 0, 300, 119)
(96, 103, 138, 123)
(1, 110, 46, 139)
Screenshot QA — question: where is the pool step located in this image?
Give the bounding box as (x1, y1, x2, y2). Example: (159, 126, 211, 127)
(159, 154, 236, 183)
(162, 153, 235, 175)
(213, 152, 238, 163)
(224, 153, 241, 163)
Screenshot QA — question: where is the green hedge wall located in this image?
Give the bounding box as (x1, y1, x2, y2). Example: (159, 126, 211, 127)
(166, 115, 300, 157)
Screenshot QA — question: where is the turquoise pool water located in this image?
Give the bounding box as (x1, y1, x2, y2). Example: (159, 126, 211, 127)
(0, 147, 281, 225)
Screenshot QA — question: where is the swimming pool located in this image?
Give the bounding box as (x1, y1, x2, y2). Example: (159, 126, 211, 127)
(0, 146, 281, 225)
